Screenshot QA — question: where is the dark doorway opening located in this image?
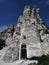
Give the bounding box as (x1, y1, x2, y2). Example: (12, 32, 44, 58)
(21, 44, 27, 59)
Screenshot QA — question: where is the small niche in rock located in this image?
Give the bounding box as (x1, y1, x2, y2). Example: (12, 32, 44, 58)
(19, 21, 22, 25)
(23, 35, 26, 39)
(16, 31, 21, 35)
(32, 22, 35, 25)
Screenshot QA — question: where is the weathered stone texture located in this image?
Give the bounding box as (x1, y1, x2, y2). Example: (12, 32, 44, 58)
(0, 5, 49, 62)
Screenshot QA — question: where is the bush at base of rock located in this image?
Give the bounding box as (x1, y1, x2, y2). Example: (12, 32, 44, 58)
(28, 55, 49, 65)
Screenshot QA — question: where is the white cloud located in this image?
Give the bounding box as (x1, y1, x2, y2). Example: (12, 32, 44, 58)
(0, 25, 8, 32)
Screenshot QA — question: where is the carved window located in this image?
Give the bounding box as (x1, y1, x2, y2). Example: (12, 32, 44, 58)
(21, 43, 27, 59)
(21, 44, 26, 49)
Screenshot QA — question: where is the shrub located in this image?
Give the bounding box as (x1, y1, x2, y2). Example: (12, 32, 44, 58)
(28, 55, 49, 65)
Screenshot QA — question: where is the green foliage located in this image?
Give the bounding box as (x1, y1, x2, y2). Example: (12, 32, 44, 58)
(28, 55, 49, 65)
(0, 39, 5, 50)
(37, 55, 49, 65)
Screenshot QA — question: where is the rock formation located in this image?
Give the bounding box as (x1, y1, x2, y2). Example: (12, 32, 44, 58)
(0, 5, 49, 62)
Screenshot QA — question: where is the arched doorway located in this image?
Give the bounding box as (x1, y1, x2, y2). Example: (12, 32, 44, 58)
(21, 44, 27, 59)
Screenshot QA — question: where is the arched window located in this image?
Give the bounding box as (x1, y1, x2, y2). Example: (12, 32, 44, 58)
(21, 43, 27, 59)
(21, 43, 26, 49)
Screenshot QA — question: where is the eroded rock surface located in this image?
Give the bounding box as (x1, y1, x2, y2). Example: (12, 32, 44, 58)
(0, 5, 49, 62)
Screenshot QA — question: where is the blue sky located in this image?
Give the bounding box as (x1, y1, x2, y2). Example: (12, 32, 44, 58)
(0, 0, 49, 32)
